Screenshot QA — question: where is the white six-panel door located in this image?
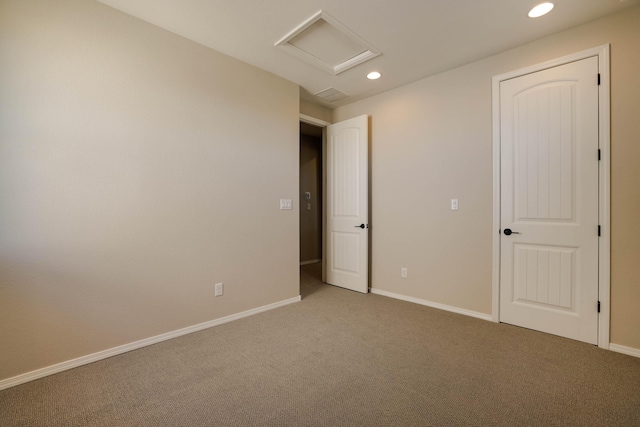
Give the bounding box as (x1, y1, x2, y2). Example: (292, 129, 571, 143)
(326, 115, 368, 293)
(499, 57, 599, 344)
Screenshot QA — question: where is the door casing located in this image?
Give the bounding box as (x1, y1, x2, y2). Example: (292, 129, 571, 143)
(491, 45, 611, 348)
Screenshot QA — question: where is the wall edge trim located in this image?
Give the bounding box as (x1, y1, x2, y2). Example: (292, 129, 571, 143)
(609, 343, 640, 359)
(369, 288, 492, 321)
(0, 295, 302, 391)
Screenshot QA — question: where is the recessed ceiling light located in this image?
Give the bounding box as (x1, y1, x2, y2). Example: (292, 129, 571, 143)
(367, 71, 381, 80)
(528, 2, 554, 18)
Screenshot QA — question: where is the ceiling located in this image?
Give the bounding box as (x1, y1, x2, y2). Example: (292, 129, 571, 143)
(96, 0, 637, 109)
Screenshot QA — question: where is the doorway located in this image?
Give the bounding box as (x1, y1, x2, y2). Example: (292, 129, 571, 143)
(298, 114, 370, 293)
(299, 121, 323, 274)
(492, 45, 611, 347)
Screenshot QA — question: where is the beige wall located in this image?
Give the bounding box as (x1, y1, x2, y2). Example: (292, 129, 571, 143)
(0, 0, 300, 381)
(334, 6, 640, 350)
(300, 101, 332, 124)
(299, 134, 323, 263)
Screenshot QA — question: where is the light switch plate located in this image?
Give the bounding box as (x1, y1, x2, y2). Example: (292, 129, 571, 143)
(451, 199, 459, 210)
(280, 199, 293, 210)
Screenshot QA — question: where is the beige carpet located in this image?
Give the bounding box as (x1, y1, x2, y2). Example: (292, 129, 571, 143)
(1, 263, 639, 426)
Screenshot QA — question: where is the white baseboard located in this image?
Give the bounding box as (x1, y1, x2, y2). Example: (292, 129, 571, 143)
(369, 288, 493, 321)
(371, 289, 640, 357)
(300, 259, 321, 266)
(0, 295, 301, 391)
(609, 343, 640, 358)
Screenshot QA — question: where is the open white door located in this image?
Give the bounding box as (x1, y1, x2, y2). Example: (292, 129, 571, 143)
(326, 115, 368, 293)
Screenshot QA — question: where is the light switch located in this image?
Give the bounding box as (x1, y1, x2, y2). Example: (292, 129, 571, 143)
(280, 199, 293, 210)
(451, 199, 459, 210)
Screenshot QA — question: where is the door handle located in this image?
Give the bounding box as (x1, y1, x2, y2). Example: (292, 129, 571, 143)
(354, 224, 366, 229)
(503, 228, 521, 235)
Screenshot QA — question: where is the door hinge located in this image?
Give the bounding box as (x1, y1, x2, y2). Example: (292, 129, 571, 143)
(598, 301, 601, 313)
(598, 149, 601, 161)
(598, 225, 601, 236)
(597, 73, 601, 85)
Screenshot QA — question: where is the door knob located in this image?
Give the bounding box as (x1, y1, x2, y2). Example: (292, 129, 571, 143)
(503, 228, 520, 235)
(354, 224, 366, 229)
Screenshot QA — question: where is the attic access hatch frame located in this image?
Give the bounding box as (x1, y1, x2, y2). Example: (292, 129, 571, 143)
(275, 10, 380, 75)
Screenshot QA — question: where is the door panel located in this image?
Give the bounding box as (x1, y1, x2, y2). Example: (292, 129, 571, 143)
(332, 232, 360, 273)
(513, 244, 575, 309)
(515, 81, 575, 221)
(326, 115, 368, 293)
(500, 57, 599, 344)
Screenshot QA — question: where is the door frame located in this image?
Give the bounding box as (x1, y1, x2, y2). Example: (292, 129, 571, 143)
(300, 113, 331, 284)
(491, 45, 611, 349)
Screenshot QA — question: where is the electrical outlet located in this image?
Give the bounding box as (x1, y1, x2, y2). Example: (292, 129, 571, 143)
(401, 268, 408, 278)
(215, 282, 223, 297)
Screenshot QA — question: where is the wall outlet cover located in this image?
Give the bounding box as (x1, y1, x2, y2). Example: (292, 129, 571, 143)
(215, 282, 223, 297)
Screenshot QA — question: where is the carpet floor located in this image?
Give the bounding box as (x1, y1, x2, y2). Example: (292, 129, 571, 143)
(1, 263, 639, 426)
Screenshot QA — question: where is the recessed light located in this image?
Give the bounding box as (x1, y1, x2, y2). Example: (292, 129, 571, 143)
(528, 2, 554, 18)
(367, 71, 381, 80)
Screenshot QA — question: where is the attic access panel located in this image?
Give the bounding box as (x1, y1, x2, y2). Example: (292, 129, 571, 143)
(275, 11, 380, 75)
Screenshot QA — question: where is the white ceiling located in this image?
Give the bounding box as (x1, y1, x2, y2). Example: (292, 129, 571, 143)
(96, 0, 637, 109)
